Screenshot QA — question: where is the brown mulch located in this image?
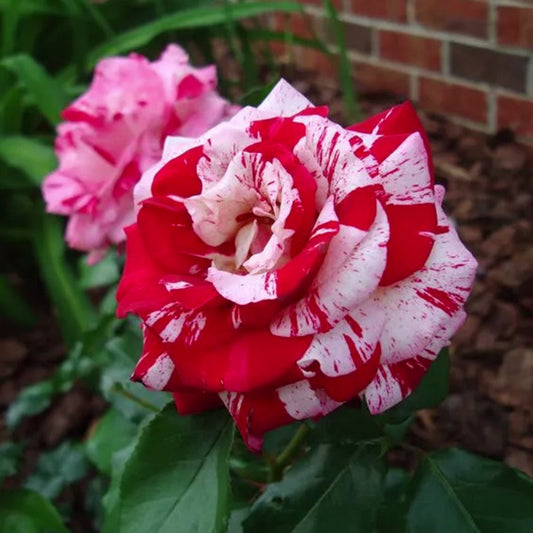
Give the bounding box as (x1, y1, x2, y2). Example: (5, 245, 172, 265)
(1, 73, 532, 506)
(420, 115, 533, 476)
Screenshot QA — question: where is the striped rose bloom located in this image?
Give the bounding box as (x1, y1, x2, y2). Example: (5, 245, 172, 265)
(116, 80, 477, 451)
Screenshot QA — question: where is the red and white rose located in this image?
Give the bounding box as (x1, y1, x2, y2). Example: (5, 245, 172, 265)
(42, 44, 238, 263)
(116, 80, 477, 451)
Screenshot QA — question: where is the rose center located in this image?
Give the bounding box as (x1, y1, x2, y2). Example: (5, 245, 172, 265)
(232, 197, 289, 273)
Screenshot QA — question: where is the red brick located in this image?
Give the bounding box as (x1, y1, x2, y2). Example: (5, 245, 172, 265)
(379, 31, 441, 71)
(418, 77, 488, 124)
(450, 43, 528, 93)
(498, 6, 533, 49)
(351, 0, 407, 22)
(344, 21, 373, 54)
(415, 0, 488, 38)
(353, 61, 411, 96)
(497, 95, 533, 139)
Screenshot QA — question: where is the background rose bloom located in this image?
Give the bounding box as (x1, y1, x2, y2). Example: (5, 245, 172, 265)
(116, 80, 477, 451)
(42, 44, 238, 263)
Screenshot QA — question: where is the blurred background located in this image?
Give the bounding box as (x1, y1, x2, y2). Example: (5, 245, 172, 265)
(0, 1, 531, 530)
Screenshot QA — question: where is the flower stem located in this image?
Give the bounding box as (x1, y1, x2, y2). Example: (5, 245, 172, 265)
(112, 384, 160, 413)
(269, 424, 311, 481)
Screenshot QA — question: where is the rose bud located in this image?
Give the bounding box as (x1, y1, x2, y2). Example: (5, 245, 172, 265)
(116, 79, 477, 451)
(42, 44, 239, 264)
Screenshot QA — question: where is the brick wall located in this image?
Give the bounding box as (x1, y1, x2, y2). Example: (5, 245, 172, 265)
(275, 0, 533, 146)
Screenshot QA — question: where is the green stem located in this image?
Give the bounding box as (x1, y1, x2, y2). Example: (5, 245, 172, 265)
(269, 424, 311, 481)
(112, 384, 160, 413)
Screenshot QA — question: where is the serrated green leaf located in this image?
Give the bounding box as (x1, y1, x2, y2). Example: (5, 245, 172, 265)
(244, 442, 386, 533)
(0, 489, 68, 533)
(1, 54, 68, 125)
(102, 440, 138, 533)
(86, 408, 137, 475)
(407, 448, 533, 533)
(311, 405, 385, 446)
(376, 468, 410, 533)
(0, 136, 56, 185)
(117, 405, 234, 533)
(89, 1, 302, 64)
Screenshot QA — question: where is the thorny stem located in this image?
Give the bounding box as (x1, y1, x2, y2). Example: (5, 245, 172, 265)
(112, 384, 160, 413)
(269, 424, 311, 482)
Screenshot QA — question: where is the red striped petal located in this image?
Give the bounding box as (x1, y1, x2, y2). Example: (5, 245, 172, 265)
(379, 202, 437, 286)
(170, 329, 312, 393)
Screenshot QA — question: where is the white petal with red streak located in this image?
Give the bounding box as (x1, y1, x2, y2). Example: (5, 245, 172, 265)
(364, 365, 403, 414)
(142, 353, 175, 390)
(292, 139, 330, 210)
(159, 311, 207, 344)
(243, 174, 298, 274)
(145, 303, 211, 348)
(196, 124, 255, 189)
(365, 310, 466, 413)
(298, 300, 385, 377)
(296, 115, 375, 203)
(209, 195, 339, 305)
(272, 201, 389, 336)
(185, 154, 259, 247)
(277, 380, 341, 420)
(377, 132, 434, 205)
(258, 78, 314, 117)
(373, 200, 477, 364)
(207, 268, 278, 304)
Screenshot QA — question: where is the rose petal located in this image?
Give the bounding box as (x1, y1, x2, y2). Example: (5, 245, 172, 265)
(272, 201, 389, 336)
(365, 310, 466, 414)
(173, 391, 222, 414)
(296, 115, 375, 203)
(131, 328, 183, 391)
(207, 195, 339, 305)
(297, 300, 385, 378)
(220, 379, 341, 452)
(151, 145, 203, 198)
(171, 329, 312, 393)
(373, 192, 477, 365)
(138, 196, 230, 272)
(379, 202, 437, 286)
(257, 78, 314, 116)
(117, 224, 208, 317)
(348, 100, 433, 177)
